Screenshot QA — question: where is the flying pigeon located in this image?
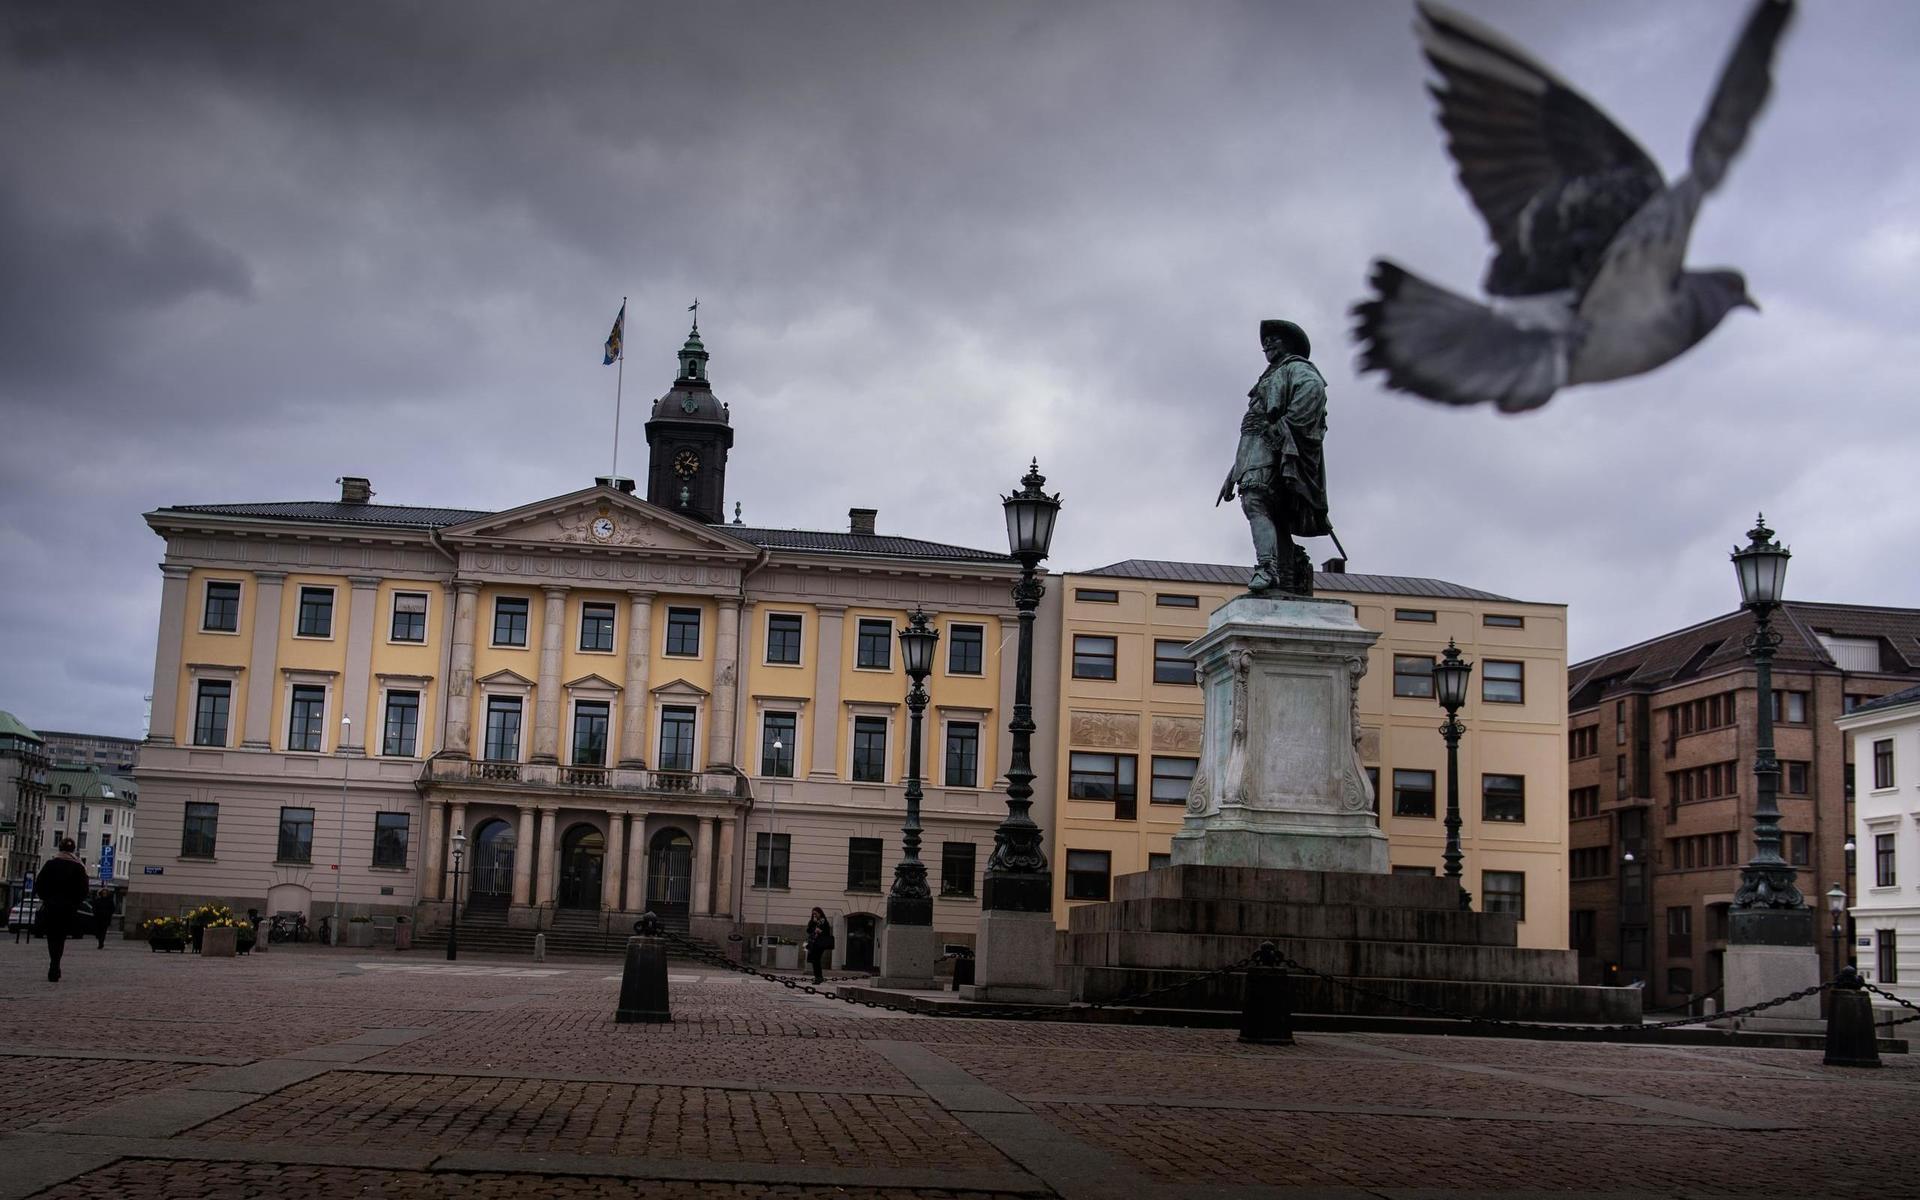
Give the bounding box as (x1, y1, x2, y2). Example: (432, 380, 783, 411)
(1351, 0, 1795, 412)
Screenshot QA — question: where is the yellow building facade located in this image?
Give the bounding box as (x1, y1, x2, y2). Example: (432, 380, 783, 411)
(1049, 561, 1570, 950)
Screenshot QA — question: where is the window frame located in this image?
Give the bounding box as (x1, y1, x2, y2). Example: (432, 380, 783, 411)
(753, 831, 791, 889)
(1064, 849, 1113, 901)
(1482, 870, 1526, 919)
(372, 812, 410, 869)
(1483, 613, 1525, 628)
(491, 596, 531, 648)
(1873, 738, 1895, 789)
(202, 579, 242, 633)
(295, 585, 336, 639)
(1392, 768, 1436, 818)
(579, 602, 617, 653)
(287, 684, 327, 753)
(846, 837, 884, 893)
(389, 591, 429, 644)
(482, 695, 524, 763)
(1482, 659, 1525, 704)
(192, 680, 231, 748)
(946, 623, 985, 676)
(1481, 773, 1526, 823)
(1878, 929, 1899, 985)
(657, 705, 698, 773)
(664, 606, 702, 657)
(1153, 639, 1197, 685)
(765, 612, 804, 666)
(855, 617, 894, 671)
(276, 806, 315, 865)
(1875, 832, 1897, 887)
(943, 720, 980, 789)
(1394, 608, 1437, 623)
(851, 715, 889, 783)
(381, 689, 421, 758)
(1150, 755, 1198, 806)
(1155, 593, 1200, 609)
(1392, 654, 1435, 699)
(181, 801, 219, 859)
(1070, 751, 1138, 820)
(1072, 634, 1118, 681)
(571, 699, 612, 767)
(760, 711, 797, 778)
(940, 842, 976, 897)
(1075, 588, 1119, 604)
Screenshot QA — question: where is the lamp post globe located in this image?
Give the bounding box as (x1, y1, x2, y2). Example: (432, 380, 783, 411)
(1431, 640, 1472, 909)
(887, 609, 940, 928)
(448, 829, 467, 962)
(1827, 883, 1848, 974)
(1729, 514, 1802, 916)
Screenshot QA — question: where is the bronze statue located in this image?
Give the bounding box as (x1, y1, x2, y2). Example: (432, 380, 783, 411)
(1217, 319, 1332, 596)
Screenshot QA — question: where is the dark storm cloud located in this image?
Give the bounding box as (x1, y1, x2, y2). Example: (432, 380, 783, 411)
(2, 0, 1917, 734)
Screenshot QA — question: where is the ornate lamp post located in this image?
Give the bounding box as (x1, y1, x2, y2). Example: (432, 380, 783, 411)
(1432, 640, 1473, 911)
(982, 459, 1061, 914)
(1730, 515, 1801, 914)
(1827, 883, 1848, 974)
(447, 830, 467, 962)
(888, 609, 940, 929)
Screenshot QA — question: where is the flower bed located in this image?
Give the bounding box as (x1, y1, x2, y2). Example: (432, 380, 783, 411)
(140, 915, 190, 953)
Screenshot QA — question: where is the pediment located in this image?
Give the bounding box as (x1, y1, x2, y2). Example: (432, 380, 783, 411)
(650, 676, 711, 699)
(477, 668, 536, 688)
(441, 485, 759, 559)
(564, 672, 623, 693)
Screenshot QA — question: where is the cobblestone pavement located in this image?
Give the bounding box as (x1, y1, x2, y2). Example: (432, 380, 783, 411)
(3, 937, 1916, 1200)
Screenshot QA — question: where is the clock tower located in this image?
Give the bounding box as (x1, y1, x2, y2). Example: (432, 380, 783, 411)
(643, 315, 734, 525)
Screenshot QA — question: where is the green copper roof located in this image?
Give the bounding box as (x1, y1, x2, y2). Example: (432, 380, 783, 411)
(0, 711, 43, 743)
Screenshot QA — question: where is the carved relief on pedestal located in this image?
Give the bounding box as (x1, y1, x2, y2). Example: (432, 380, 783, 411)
(1341, 654, 1373, 813)
(1185, 762, 1211, 813)
(1220, 648, 1253, 808)
(1151, 715, 1203, 753)
(1069, 711, 1139, 750)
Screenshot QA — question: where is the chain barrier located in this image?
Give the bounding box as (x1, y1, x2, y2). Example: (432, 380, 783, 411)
(1862, 981, 1920, 1028)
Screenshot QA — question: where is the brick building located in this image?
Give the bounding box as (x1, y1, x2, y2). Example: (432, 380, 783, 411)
(1567, 603, 1920, 1007)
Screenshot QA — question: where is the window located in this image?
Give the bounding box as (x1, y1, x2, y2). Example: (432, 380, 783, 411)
(1707, 904, 1730, 941)
(1394, 608, 1436, 623)
(54, 804, 65, 822)
(1878, 930, 1899, 984)
(665, 607, 701, 656)
(1667, 905, 1692, 956)
(941, 842, 976, 897)
(1483, 613, 1524, 628)
(760, 712, 796, 778)
(382, 690, 420, 757)
(1065, 850, 1112, 900)
(1873, 738, 1895, 789)
(766, 613, 803, 664)
(276, 806, 314, 864)
(1616, 700, 1627, 745)
(1482, 774, 1525, 823)
(1784, 761, 1809, 795)
(1482, 659, 1524, 704)
(1392, 654, 1434, 699)
(492, 597, 529, 647)
(1621, 926, 1647, 970)
(372, 812, 410, 868)
(77, 831, 87, 850)
(296, 586, 334, 637)
(1156, 593, 1200, 608)
(1392, 769, 1436, 818)
(1070, 752, 1137, 820)
(1148, 639, 1197, 685)
(391, 592, 427, 642)
(947, 624, 984, 675)
(1570, 847, 1610, 878)
(847, 837, 884, 892)
(855, 618, 893, 670)
(754, 832, 790, 889)
(1571, 910, 1597, 954)
(1666, 967, 1694, 998)
(658, 706, 697, 772)
(1785, 832, 1809, 866)
(1569, 786, 1600, 819)
(1148, 852, 1171, 870)
(1570, 727, 1598, 758)
(1392, 865, 1436, 876)
(483, 696, 522, 762)
(1482, 870, 1525, 918)
(193, 681, 231, 747)
(288, 685, 326, 752)
(572, 701, 610, 766)
(1073, 635, 1117, 680)
(944, 722, 980, 788)
(203, 580, 241, 632)
(852, 716, 888, 782)
(580, 603, 616, 652)
(1876, 833, 1897, 887)
(1151, 756, 1198, 806)
(1770, 691, 1807, 724)
(1076, 588, 1118, 603)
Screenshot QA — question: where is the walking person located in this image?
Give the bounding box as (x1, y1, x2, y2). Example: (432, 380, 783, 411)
(92, 886, 118, 949)
(804, 907, 834, 985)
(34, 838, 89, 983)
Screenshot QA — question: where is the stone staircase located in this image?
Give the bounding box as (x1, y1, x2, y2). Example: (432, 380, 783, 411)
(412, 900, 697, 959)
(1063, 866, 1641, 1024)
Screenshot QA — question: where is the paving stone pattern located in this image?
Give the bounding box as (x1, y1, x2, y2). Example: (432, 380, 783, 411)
(3, 937, 1918, 1200)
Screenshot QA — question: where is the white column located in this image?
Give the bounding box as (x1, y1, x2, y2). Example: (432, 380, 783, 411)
(710, 598, 741, 769)
(625, 814, 648, 911)
(618, 591, 654, 767)
(602, 812, 626, 911)
(241, 570, 287, 750)
(339, 576, 380, 755)
(511, 806, 534, 906)
(423, 800, 445, 901)
(809, 605, 846, 780)
(445, 582, 480, 757)
(532, 585, 569, 763)
(694, 816, 716, 917)
(148, 564, 193, 746)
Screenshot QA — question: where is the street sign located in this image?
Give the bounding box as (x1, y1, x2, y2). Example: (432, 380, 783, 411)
(99, 844, 116, 879)
(144, 866, 165, 876)
(21, 875, 31, 893)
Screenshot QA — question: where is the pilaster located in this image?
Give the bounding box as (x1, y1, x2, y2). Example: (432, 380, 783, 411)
(617, 590, 655, 767)
(808, 604, 846, 781)
(148, 564, 193, 746)
(445, 581, 480, 757)
(339, 576, 381, 755)
(241, 570, 287, 750)
(532, 585, 569, 763)
(710, 597, 741, 768)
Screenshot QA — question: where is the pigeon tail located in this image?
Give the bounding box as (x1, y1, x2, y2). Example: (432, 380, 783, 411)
(1352, 261, 1569, 413)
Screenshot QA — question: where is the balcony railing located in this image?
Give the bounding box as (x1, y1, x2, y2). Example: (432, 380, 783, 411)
(424, 757, 746, 799)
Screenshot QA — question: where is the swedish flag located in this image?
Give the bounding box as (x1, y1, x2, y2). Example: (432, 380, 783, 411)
(603, 300, 625, 365)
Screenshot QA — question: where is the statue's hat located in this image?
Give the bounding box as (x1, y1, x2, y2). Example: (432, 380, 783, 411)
(1259, 319, 1310, 358)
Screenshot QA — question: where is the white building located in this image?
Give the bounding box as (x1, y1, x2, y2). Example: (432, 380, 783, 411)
(1837, 682, 1920, 1017)
(46, 766, 138, 891)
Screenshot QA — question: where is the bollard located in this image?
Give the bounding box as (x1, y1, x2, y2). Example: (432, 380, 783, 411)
(1823, 967, 1881, 1069)
(533, 933, 545, 963)
(1239, 940, 1294, 1046)
(615, 912, 671, 1025)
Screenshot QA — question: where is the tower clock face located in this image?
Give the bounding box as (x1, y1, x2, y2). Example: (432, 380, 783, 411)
(672, 449, 701, 478)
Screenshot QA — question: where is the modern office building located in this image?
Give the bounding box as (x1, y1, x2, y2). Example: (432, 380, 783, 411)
(38, 730, 140, 772)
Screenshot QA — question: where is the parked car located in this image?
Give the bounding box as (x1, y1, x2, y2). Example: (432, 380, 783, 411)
(7, 898, 40, 933)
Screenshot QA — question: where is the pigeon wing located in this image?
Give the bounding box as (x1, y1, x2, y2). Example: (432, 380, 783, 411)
(1688, 0, 1794, 194)
(1417, 2, 1663, 298)
(1352, 260, 1570, 413)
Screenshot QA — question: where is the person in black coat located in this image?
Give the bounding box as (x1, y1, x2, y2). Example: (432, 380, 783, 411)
(804, 907, 834, 984)
(92, 887, 118, 948)
(34, 838, 90, 983)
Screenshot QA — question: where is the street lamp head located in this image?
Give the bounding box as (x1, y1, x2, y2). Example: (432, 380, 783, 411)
(1844, 836, 1857, 853)
(1731, 513, 1790, 611)
(1432, 639, 1473, 713)
(1622, 850, 1635, 863)
(1827, 882, 1847, 915)
(450, 829, 467, 863)
(341, 715, 351, 729)
(898, 607, 940, 681)
(1002, 458, 1061, 562)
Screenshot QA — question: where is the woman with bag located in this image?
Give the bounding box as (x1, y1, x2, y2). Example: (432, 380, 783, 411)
(34, 838, 90, 983)
(804, 907, 834, 984)
(92, 886, 118, 948)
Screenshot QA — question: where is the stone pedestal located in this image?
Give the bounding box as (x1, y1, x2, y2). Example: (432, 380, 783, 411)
(878, 923, 939, 990)
(1170, 595, 1387, 874)
(1724, 942, 1823, 1030)
(199, 927, 237, 958)
(962, 909, 1067, 1004)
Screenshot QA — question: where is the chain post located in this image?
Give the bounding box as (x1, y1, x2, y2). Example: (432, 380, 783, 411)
(1822, 966, 1882, 1068)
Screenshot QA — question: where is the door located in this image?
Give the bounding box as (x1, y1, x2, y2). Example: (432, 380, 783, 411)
(557, 824, 605, 909)
(844, 913, 877, 971)
(646, 828, 693, 920)
(471, 819, 516, 898)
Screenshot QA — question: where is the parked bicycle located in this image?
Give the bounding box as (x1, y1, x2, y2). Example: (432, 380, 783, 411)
(268, 912, 311, 944)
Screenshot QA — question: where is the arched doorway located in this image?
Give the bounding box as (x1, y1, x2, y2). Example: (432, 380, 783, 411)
(557, 823, 605, 909)
(844, 913, 877, 972)
(646, 827, 693, 924)
(471, 818, 516, 903)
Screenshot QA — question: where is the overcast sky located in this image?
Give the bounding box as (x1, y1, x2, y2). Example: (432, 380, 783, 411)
(4, 1, 1916, 737)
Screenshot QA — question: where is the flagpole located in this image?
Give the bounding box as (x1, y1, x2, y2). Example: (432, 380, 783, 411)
(610, 296, 626, 478)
